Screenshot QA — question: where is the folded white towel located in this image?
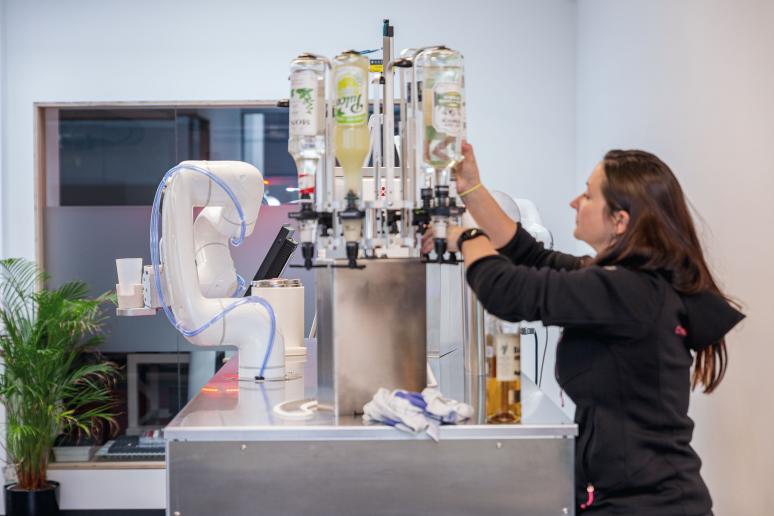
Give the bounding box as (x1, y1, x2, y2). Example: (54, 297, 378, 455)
(422, 388, 474, 424)
(362, 387, 473, 441)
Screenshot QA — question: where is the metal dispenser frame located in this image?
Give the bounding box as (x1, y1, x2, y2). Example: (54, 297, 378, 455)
(287, 21, 485, 415)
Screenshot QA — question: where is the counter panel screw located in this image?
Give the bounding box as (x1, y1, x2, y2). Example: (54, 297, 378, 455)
(241, 444, 247, 451)
(562, 508, 569, 514)
(496, 442, 502, 449)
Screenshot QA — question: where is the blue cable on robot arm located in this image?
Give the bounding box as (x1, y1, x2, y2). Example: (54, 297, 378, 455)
(149, 164, 276, 378)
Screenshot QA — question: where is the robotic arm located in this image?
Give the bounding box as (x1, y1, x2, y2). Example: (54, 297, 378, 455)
(152, 160, 285, 381)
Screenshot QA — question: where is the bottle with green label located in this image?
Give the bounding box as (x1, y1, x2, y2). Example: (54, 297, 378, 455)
(415, 47, 465, 173)
(289, 54, 326, 197)
(333, 51, 370, 201)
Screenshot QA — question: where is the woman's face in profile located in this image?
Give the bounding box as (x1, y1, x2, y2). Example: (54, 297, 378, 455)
(570, 163, 619, 252)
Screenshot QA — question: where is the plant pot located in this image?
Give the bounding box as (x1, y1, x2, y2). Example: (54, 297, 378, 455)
(4, 481, 60, 516)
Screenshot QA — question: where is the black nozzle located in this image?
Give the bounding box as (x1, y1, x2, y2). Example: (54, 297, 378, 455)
(301, 242, 315, 270)
(288, 200, 318, 222)
(434, 238, 447, 262)
(435, 185, 450, 206)
(346, 241, 360, 269)
(340, 191, 365, 221)
(345, 190, 358, 209)
(421, 188, 433, 209)
(386, 210, 401, 234)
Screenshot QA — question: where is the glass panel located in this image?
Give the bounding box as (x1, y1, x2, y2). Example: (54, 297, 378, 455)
(58, 108, 178, 205)
(133, 354, 190, 432)
(51, 105, 300, 207)
(50, 104, 401, 208)
(245, 108, 297, 205)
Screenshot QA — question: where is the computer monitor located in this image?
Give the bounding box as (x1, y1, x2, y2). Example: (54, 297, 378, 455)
(126, 352, 190, 435)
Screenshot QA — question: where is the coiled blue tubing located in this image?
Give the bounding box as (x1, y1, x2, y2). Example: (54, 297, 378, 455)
(150, 164, 276, 378)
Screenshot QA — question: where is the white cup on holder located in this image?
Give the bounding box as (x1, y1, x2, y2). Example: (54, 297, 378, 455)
(116, 258, 144, 309)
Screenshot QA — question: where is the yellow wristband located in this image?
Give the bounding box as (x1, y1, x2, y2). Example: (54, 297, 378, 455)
(458, 182, 483, 198)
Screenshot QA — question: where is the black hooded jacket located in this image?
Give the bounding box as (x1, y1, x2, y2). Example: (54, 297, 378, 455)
(466, 225, 745, 516)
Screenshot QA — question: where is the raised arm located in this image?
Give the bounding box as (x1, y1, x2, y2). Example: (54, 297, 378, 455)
(465, 254, 657, 334)
(453, 142, 519, 249)
(455, 142, 586, 270)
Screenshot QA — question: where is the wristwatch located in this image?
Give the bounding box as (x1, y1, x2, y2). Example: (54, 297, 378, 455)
(457, 227, 488, 250)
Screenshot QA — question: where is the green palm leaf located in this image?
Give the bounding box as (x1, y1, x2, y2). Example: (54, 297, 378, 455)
(0, 258, 119, 490)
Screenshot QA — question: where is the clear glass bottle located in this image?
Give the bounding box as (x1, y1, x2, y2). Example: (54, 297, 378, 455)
(415, 46, 465, 174)
(485, 316, 522, 424)
(332, 51, 370, 199)
(288, 54, 326, 197)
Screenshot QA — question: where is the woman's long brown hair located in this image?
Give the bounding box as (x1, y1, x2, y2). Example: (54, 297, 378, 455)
(594, 149, 728, 393)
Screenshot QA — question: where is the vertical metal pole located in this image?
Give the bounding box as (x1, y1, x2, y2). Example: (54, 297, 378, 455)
(382, 20, 395, 207)
(325, 62, 335, 211)
(315, 61, 331, 214)
(462, 261, 487, 423)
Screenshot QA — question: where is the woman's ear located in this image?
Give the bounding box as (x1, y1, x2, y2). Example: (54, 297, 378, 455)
(613, 210, 630, 236)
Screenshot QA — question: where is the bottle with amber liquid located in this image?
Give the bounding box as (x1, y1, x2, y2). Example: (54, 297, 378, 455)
(485, 317, 521, 424)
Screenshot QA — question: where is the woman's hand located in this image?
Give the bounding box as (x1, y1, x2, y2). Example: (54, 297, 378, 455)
(454, 141, 482, 194)
(421, 225, 465, 255)
(421, 228, 434, 255)
(445, 225, 464, 253)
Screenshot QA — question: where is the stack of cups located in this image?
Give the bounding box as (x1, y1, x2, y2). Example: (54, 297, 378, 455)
(116, 258, 144, 309)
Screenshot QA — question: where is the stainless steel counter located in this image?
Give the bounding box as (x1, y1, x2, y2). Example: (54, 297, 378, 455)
(165, 340, 577, 516)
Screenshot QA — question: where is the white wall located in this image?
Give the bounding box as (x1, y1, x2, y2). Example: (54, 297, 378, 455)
(0, 0, 578, 259)
(0, 0, 7, 489)
(577, 1, 773, 514)
(0, 1, 577, 511)
(0, 0, 578, 430)
(0, 0, 6, 259)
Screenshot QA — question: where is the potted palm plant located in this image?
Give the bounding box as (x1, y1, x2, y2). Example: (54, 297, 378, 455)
(0, 258, 119, 516)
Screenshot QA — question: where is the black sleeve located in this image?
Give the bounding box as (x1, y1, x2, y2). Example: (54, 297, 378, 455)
(497, 224, 586, 271)
(466, 255, 659, 336)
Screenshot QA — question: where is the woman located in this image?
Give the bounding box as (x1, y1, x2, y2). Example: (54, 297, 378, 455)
(424, 143, 745, 515)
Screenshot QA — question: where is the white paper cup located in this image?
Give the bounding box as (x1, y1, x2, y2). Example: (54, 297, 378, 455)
(116, 258, 142, 295)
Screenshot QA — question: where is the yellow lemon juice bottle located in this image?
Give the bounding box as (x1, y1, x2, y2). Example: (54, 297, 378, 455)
(333, 51, 370, 199)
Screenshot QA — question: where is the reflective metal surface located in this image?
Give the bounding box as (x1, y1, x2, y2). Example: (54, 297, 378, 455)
(168, 436, 574, 516)
(426, 263, 468, 403)
(165, 340, 576, 516)
(316, 259, 427, 415)
(165, 339, 575, 441)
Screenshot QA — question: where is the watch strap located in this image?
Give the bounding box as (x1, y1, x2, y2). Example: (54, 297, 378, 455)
(457, 227, 488, 250)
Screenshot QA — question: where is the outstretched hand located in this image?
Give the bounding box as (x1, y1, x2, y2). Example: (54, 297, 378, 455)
(454, 141, 481, 194)
(421, 225, 465, 255)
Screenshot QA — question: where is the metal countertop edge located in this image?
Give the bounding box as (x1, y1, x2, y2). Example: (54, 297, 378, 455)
(164, 423, 578, 442)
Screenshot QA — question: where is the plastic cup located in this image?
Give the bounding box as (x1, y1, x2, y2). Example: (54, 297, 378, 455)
(116, 258, 143, 295)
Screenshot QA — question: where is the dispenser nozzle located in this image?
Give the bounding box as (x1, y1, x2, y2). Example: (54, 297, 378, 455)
(434, 238, 447, 263)
(346, 242, 360, 269)
(301, 242, 315, 270)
